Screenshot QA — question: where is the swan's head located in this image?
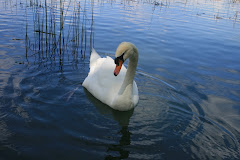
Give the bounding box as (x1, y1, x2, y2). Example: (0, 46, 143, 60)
(114, 42, 138, 76)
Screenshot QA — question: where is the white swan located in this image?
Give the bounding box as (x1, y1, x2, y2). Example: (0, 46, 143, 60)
(83, 42, 139, 111)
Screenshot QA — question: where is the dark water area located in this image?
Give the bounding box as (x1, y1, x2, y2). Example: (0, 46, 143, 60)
(0, 0, 240, 159)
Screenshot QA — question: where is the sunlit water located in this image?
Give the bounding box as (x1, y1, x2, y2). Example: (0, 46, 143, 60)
(0, 0, 240, 159)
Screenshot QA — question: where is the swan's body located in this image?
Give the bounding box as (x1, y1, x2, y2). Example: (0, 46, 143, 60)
(82, 42, 139, 111)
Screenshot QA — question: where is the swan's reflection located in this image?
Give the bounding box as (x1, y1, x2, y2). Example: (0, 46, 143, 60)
(84, 88, 133, 159)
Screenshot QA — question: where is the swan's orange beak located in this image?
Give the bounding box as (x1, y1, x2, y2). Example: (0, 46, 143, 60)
(114, 60, 123, 76)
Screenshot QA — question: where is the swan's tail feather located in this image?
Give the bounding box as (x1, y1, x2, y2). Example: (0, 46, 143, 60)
(90, 48, 101, 67)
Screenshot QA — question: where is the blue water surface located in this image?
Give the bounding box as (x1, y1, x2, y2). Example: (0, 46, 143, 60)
(0, 0, 240, 159)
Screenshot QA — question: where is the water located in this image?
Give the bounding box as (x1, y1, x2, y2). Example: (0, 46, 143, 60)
(0, 0, 240, 159)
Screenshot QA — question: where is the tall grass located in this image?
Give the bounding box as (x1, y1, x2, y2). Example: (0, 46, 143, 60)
(24, 0, 94, 69)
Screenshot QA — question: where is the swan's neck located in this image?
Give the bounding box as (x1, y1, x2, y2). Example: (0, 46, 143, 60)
(119, 50, 138, 95)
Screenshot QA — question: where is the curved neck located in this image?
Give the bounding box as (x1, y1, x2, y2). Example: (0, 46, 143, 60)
(119, 49, 138, 95)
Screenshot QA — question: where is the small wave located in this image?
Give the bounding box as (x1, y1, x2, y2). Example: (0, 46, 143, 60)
(136, 71, 176, 90)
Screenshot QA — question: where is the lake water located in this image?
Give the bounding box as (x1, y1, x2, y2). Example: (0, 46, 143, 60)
(0, 0, 240, 159)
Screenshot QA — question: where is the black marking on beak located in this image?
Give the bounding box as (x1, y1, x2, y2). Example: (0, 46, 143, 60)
(114, 52, 125, 66)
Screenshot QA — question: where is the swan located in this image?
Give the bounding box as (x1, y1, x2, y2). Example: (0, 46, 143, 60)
(82, 42, 139, 111)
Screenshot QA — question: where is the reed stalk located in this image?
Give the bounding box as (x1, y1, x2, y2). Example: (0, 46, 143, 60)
(24, 0, 95, 70)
